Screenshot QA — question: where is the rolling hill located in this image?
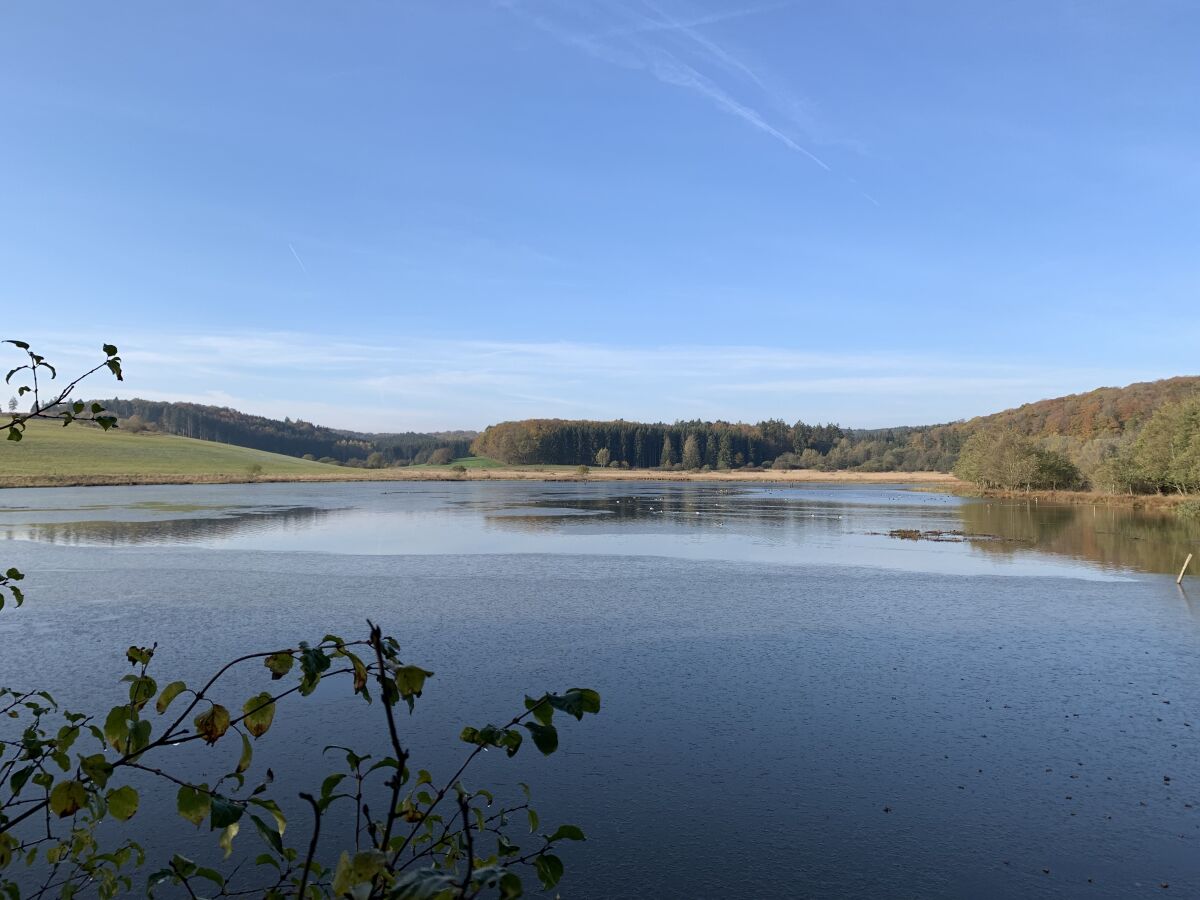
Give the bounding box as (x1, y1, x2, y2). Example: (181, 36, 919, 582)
(0, 420, 337, 485)
(95, 398, 476, 464)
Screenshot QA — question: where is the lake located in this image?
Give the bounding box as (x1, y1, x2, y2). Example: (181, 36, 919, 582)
(2, 481, 1198, 897)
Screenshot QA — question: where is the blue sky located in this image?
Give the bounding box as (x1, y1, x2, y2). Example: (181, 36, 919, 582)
(2, 1, 1197, 431)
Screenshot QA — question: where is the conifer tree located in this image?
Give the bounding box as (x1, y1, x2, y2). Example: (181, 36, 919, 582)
(717, 431, 734, 469)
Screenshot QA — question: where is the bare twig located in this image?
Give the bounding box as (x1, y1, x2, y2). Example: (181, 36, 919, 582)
(297, 792, 322, 899)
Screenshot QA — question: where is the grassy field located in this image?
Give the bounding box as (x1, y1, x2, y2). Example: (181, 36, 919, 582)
(0, 422, 959, 488)
(0, 421, 334, 485)
(410, 456, 504, 470)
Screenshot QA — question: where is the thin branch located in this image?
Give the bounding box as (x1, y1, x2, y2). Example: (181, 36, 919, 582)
(457, 794, 475, 897)
(297, 792, 322, 899)
(369, 623, 408, 853)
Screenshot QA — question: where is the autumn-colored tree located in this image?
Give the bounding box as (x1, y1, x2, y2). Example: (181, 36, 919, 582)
(681, 434, 701, 470)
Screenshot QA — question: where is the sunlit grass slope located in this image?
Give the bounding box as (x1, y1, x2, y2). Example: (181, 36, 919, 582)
(1, 420, 331, 479)
(410, 456, 503, 469)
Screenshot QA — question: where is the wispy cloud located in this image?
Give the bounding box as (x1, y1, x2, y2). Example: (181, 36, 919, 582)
(590, 1, 790, 47)
(27, 330, 1175, 433)
(288, 243, 310, 277)
(499, 0, 841, 172)
(648, 52, 830, 169)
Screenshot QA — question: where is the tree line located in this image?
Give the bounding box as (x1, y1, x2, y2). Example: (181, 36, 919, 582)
(470, 418, 964, 472)
(77, 377, 1200, 493)
(953, 395, 1200, 494)
(470, 378, 1200, 494)
(96, 398, 474, 465)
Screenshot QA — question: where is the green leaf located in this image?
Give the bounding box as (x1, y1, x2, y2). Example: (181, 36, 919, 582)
(194, 705, 230, 744)
(331, 850, 387, 895)
(394, 665, 434, 712)
(250, 814, 284, 855)
(49, 780, 88, 818)
(176, 784, 211, 827)
(210, 795, 243, 830)
(169, 854, 197, 878)
(104, 706, 130, 752)
(125, 646, 154, 667)
(298, 643, 331, 695)
(128, 718, 152, 755)
(321, 773, 346, 800)
(340, 650, 369, 695)
(217, 822, 239, 858)
(546, 824, 585, 842)
(524, 695, 553, 727)
(193, 867, 225, 889)
(106, 785, 139, 821)
(155, 681, 187, 715)
(242, 692, 275, 739)
(523, 722, 559, 755)
(390, 869, 459, 898)
(534, 854, 564, 891)
(80, 754, 113, 789)
(9, 766, 34, 794)
(248, 797, 287, 837)
(499, 871, 523, 898)
(547, 688, 601, 720)
(0, 833, 18, 869)
(128, 676, 157, 711)
(102, 344, 118, 356)
(527, 808, 539, 834)
(264, 653, 293, 680)
(500, 729, 523, 757)
(236, 732, 253, 774)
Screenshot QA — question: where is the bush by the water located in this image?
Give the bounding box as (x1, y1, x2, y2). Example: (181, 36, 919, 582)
(952, 429, 1082, 490)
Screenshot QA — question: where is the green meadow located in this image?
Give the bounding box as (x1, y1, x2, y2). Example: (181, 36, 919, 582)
(0, 420, 332, 481)
(411, 456, 503, 469)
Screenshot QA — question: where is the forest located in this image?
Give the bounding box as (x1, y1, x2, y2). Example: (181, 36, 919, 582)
(471, 376, 1200, 494)
(470, 418, 963, 472)
(74, 377, 1200, 495)
(97, 398, 475, 465)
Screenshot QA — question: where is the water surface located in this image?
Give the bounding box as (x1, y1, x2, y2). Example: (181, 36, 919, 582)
(1, 482, 1197, 897)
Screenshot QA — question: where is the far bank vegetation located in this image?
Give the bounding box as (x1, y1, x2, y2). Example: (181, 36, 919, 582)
(472, 379, 1200, 498)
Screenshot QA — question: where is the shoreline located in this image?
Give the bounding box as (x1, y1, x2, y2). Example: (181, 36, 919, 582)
(0, 468, 961, 490)
(932, 484, 1196, 512)
(0, 471, 1191, 512)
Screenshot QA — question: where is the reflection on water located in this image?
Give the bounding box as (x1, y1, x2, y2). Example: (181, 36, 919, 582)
(2, 481, 1199, 897)
(475, 487, 1199, 576)
(0, 504, 338, 546)
(0, 482, 1195, 577)
(960, 501, 1200, 574)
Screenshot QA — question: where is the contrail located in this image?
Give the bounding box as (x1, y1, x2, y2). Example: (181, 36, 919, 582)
(288, 243, 310, 276)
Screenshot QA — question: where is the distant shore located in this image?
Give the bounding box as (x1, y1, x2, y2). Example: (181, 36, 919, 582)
(952, 485, 1197, 512)
(1, 469, 1192, 514)
(0, 468, 961, 490)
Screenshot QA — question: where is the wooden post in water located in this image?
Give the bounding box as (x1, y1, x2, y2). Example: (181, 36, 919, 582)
(1179, 553, 1194, 585)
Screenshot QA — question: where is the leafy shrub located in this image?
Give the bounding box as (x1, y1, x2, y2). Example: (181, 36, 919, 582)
(1177, 500, 1200, 521)
(0, 342, 600, 898)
